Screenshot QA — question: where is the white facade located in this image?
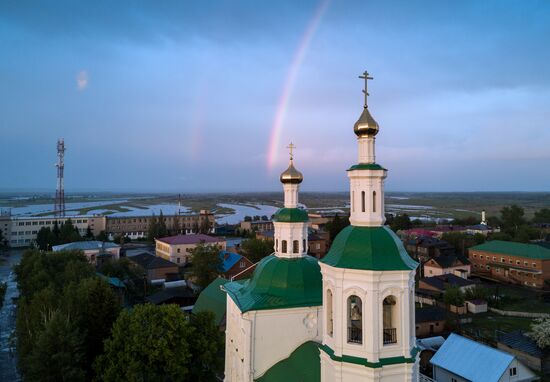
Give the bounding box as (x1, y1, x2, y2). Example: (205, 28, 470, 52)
(9, 216, 91, 247)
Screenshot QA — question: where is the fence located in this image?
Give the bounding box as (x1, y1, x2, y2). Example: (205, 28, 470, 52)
(489, 307, 550, 319)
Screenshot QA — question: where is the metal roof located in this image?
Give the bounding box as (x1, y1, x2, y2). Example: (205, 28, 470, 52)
(430, 333, 514, 382)
(156, 234, 223, 245)
(219, 251, 242, 272)
(471, 240, 550, 260)
(498, 330, 544, 358)
(52, 240, 119, 251)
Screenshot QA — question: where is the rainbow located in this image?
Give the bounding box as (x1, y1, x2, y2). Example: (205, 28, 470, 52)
(266, 0, 331, 170)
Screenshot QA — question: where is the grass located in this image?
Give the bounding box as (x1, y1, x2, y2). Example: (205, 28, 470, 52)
(480, 282, 550, 314)
(461, 313, 534, 339)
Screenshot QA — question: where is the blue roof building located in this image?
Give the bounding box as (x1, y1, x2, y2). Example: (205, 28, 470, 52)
(430, 333, 538, 382)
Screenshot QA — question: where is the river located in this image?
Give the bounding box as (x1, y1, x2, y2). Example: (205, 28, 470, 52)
(0, 249, 22, 381)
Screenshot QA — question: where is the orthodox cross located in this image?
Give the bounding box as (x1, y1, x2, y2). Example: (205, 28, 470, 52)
(359, 70, 373, 108)
(287, 142, 296, 160)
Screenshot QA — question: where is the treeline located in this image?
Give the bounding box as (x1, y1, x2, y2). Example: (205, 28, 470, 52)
(15, 249, 224, 381)
(35, 219, 93, 250)
(147, 211, 211, 241)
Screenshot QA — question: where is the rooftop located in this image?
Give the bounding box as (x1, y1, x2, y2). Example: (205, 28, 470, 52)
(52, 240, 119, 251)
(420, 273, 475, 290)
(219, 251, 243, 273)
(156, 233, 224, 245)
(415, 306, 446, 323)
(430, 333, 516, 382)
(129, 252, 178, 269)
(498, 330, 544, 358)
(471, 240, 550, 260)
(255, 341, 320, 382)
(193, 278, 231, 326)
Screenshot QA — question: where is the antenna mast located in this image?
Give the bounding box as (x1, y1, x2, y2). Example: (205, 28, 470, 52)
(54, 139, 66, 217)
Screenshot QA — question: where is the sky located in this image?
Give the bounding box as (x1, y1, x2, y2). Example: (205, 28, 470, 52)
(1, 0, 549, 193)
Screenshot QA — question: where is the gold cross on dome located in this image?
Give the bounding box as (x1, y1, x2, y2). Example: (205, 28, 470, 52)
(358, 70, 373, 108)
(287, 142, 296, 160)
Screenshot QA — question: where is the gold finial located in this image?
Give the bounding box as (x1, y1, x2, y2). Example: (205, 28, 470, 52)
(358, 70, 373, 108)
(287, 142, 296, 161)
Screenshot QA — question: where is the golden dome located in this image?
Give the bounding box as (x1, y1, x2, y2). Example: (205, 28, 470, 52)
(280, 160, 303, 184)
(353, 106, 379, 137)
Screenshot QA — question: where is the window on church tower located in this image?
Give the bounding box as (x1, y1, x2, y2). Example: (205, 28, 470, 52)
(347, 295, 362, 344)
(276, 239, 278, 252)
(303, 239, 306, 253)
(361, 191, 366, 212)
(326, 289, 333, 337)
(383, 296, 398, 345)
(372, 191, 376, 212)
(281, 240, 287, 253)
(293, 240, 299, 253)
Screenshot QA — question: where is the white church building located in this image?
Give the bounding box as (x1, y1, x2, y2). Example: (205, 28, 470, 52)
(223, 72, 419, 382)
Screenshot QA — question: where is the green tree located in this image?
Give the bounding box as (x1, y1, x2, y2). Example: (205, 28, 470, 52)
(25, 310, 86, 382)
(147, 214, 159, 241)
(98, 258, 144, 302)
(35, 227, 54, 250)
(190, 244, 223, 288)
(157, 210, 168, 238)
(325, 214, 350, 241)
(172, 215, 181, 235)
(389, 213, 412, 232)
(441, 232, 485, 257)
(85, 226, 94, 239)
(443, 286, 465, 307)
(59, 218, 81, 243)
(94, 304, 193, 381)
(241, 238, 274, 263)
(533, 208, 550, 224)
(188, 311, 225, 380)
(528, 318, 550, 349)
(52, 221, 61, 245)
(500, 205, 526, 236)
(96, 230, 108, 242)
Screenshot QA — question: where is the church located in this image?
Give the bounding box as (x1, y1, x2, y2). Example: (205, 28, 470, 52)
(223, 72, 419, 382)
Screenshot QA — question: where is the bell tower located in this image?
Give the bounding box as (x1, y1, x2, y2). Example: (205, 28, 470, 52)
(318, 71, 419, 382)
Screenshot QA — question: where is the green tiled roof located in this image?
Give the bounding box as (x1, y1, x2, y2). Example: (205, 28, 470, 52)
(470, 240, 550, 260)
(192, 277, 230, 325)
(224, 254, 322, 312)
(348, 163, 387, 171)
(273, 208, 309, 223)
(255, 341, 320, 382)
(321, 225, 418, 271)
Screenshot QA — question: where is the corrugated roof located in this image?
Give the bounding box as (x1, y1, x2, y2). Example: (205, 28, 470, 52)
(430, 333, 513, 382)
(421, 274, 475, 291)
(219, 251, 242, 272)
(416, 306, 446, 323)
(157, 234, 224, 245)
(52, 240, 119, 251)
(193, 278, 230, 325)
(498, 330, 544, 358)
(255, 341, 320, 382)
(129, 253, 178, 269)
(471, 240, 550, 260)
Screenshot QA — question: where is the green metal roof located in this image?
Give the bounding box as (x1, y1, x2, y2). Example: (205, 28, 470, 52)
(320, 344, 418, 369)
(347, 163, 387, 171)
(470, 240, 550, 260)
(273, 208, 309, 223)
(192, 277, 230, 325)
(255, 341, 320, 382)
(224, 254, 322, 312)
(321, 225, 418, 271)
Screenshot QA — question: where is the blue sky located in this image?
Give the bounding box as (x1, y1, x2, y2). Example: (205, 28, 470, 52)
(1, 1, 549, 192)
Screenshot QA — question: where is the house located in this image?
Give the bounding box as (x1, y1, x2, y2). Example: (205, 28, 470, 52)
(307, 231, 330, 259)
(405, 236, 455, 262)
(423, 254, 471, 278)
(128, 252, 180, 282)
(220, 251, 254, 280)
(146, 285, 196, 307)
(430, 333, 538, 382)
(498, 330, 550, 374)
(155, 234, 226, 265)
(466, 299, 488, 314)
(469, 240, 550, 289)
(52, 240, 120, 265)
(415, 306, 446, 338)
(418, 274, 476, 294)
(240, 219, 274, 233)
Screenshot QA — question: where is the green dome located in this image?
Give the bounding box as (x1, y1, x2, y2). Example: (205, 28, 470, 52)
(273, 207, 309, 223)
(321, 226, 418, 271)
(224, 254, 322, 312)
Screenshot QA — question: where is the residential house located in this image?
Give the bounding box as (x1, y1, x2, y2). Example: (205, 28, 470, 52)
(429, 333, 538, 382)
(418, 274, 476, 294)
(498, 330, 550, 374)
(405, 236, 455, 262)
(240, 219, 274, 233)
(155, 234, 226, 265)
(128, 252, 179, 282)
(466, 299, 488, 314)
(416, 306, 446, 338)
(146, 286, 196, 307)
(308, 231, 330, 259)
(52, 240, 120, 265)
(220, 251, 254, 280)
(469, 240, 550, 289)
(423, 254, 471, 278)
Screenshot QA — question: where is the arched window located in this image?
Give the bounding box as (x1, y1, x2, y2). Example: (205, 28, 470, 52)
(383, 296, 397, 345)
(347, 295, 362, 344)
(372, 191, 377, 212)
(361, 191, 366, 212)
(281, 240, 287, 253)
(326, 289, 333, 337)
(293, 240, 299, 253)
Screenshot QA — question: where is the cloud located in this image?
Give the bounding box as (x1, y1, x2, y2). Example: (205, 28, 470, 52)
(76, 70, 88, 90)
